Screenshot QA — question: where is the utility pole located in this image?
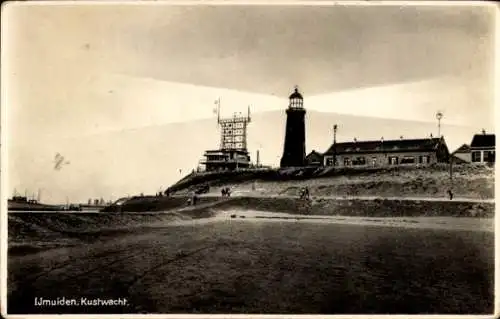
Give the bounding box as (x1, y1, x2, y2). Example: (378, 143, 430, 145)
(449, 152, 454, 198)
(333, 124, 338, 167)
(450, 156, 453, 181)
(436, 111, 443, 138)
(215, 97, 221, 125)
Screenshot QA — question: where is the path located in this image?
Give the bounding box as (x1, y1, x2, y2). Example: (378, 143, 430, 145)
(196, 193, 494, 204)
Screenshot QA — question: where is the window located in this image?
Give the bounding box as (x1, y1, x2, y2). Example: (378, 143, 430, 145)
(389, 156, 399, 165)
(372, 157, 377, 166)
(344, 158, 351, 166)
(401, 157, 416, 164)
(484, 151, 495, 163)
(472, 151, 481, 162)
(419, 156, 430, 164)
(325, 157, 334, 166)
(352, 157, 366, 166)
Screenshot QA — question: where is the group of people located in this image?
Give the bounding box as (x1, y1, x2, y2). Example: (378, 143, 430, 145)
(221, 187, 232, 197)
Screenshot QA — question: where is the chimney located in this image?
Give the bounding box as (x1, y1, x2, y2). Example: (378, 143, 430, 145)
(482, 129, 486, 135)
(400, 135, 404, 140)
(354, 137, 357, 143)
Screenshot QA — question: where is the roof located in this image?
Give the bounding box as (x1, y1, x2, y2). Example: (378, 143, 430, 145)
(289, 87, 303, 100)
(452, 144, 471, 154)
(323, 137, 445, 155)
(306, 150, 322, 158)
(470, 134, 495, 148)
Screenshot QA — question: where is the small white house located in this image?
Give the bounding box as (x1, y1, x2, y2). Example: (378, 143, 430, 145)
(470, 132, 495, 164)
(452, 144, 471, 163)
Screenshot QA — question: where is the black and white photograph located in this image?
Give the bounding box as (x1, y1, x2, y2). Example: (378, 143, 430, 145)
(1, 1, 497, 316)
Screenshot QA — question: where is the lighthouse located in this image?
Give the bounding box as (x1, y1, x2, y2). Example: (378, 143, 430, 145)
(280, 86, 306, 168)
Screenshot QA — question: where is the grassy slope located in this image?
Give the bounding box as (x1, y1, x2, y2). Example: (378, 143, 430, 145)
(216, 197, 495, 218)
(8, 201, 63, 211)
(100, 196, 219, 213)
(7, 211, 198, 255)
(169, 164, 495, 199)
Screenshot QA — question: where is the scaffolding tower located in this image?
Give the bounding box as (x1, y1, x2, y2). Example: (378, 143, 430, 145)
(216, 99, 251, 151)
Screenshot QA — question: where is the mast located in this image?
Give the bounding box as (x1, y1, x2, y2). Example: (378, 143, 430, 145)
(216, 97, 221, 124)
(436, 111, 443, 138)
(333, 124, 338, 167)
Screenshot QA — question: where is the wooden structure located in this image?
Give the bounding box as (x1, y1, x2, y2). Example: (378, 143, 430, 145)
(200, 100, 252, 171)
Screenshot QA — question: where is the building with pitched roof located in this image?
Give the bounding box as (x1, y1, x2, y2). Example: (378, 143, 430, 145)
(306, 136, 450, 168)
(304, 150, 323, 167)
(470, 131, 495, 164)
(451, 144, 471, 163)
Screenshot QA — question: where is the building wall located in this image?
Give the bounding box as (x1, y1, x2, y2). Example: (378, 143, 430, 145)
(323, 151, 438, 168)
(305, 152, 323, 166)
(435, 141, 450, 162)
(471, 148, 495, 164)
(453, 152, 471, 163)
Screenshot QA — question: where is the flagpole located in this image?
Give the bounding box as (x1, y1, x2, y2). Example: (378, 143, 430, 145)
(218, 97, 221, 124)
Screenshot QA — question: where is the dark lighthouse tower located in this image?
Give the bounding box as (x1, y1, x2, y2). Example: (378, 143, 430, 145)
(280, 86, 306, 168)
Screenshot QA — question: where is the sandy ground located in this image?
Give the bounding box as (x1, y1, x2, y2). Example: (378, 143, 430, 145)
(7, 210, 494, 315)
(216, 209, 494, 232)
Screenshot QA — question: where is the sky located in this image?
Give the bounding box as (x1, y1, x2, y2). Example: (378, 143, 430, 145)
(2, 2, 497, 204)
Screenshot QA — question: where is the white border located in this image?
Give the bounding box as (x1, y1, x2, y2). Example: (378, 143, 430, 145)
(0, 0, 499, 6)
(0, 1, 498, 318)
